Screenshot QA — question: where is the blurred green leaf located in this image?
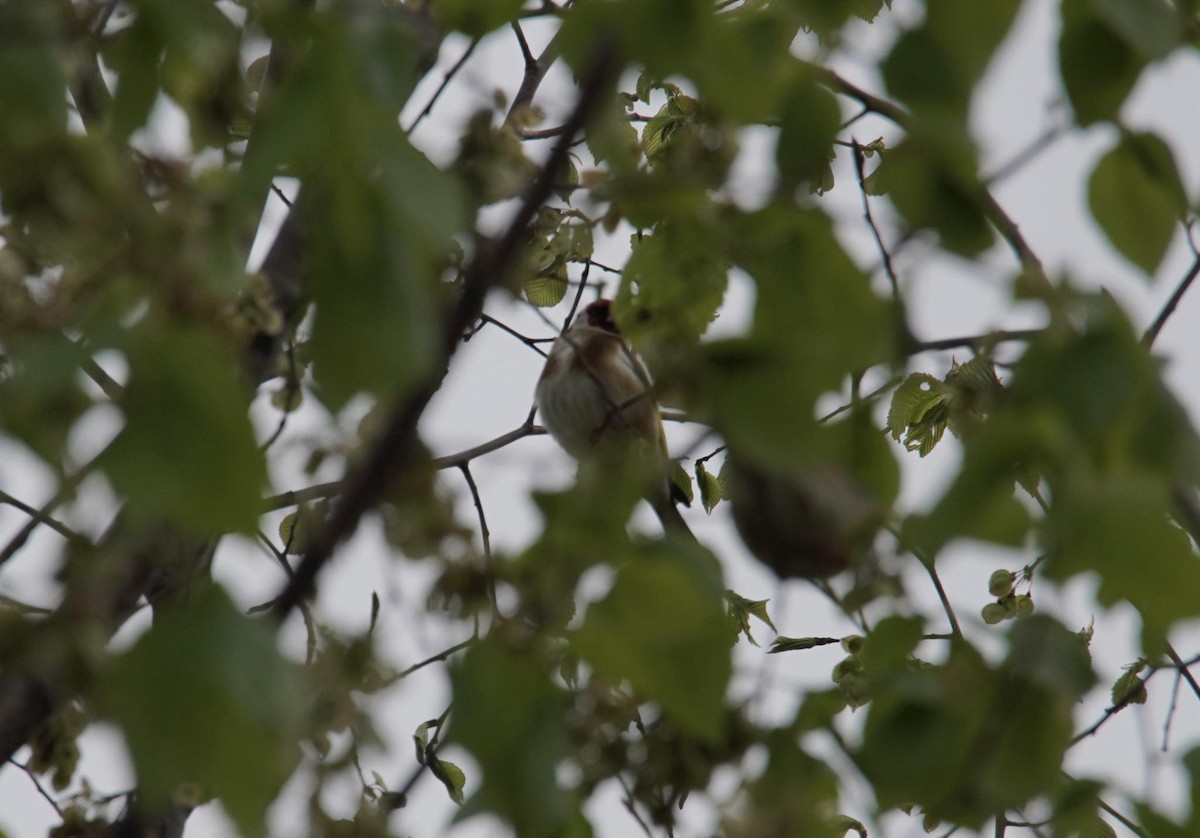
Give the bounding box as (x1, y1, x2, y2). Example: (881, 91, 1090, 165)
(736, 730, 843, 836)
(104, 327, 265, 534)
(877, 132, 993, 256)
(572, 542, 731, 741)
(1093, 0, 1182, 59)
(449, 639, 570, 835)
(0, 2, 66, 150)
(0, 336, 93, 465)
(434, 0, 524, 37)
(704, 205, 896, 469)
(857, 627, 1089, 827)
(775, 69, 840, 193)
(615, 218, 728, 355)
(96, 584, 306, 835)
(1044, 469, 1200, 648)
(1059, 0, 1147, 125)
(882, 0, 1021, 120)
(1088, 131, 1187, 276)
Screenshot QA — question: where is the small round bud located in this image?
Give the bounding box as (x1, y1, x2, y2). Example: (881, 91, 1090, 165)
(841, 634, 865, 654)
(982, 602, 1006, 625)
(988, 569, 1015, 597)
(1015, 594, 1035, 616)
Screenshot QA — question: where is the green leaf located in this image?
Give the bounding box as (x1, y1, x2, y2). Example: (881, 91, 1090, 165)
(559, 0, 714, 83)
(95, 584, 306, 835)
(704, 205, 896, 468)
(1088, 131, 1187, 276)
(695, 461, 724, 513)
(614, 217, 729, 359)
(1044, 469, 1200, 648)
(524, 261, 569, 307)
(103, 327, 266, 534)
(307, 135, 466, 407)
(887, 373, 951, 454)
(449, 639, 570, 835)
(571, 542, 731, 741)
(1059, 0, 1147, 126)
(727, 589, 775, 646)
(768, 636, 840, 654)
(857, 630, 1087, 828)
(882, 0, 1021, 120)
(429, 756, 466, 805)
(1111, 662, 1149, 707)
(877, 132, 993, 256)
(740, 730, 843, 836)
(433, 0, 524, 37)
(775, 69, 841, 193)
(0, 3, 66, 150)
(1093, 0, 1182, 59)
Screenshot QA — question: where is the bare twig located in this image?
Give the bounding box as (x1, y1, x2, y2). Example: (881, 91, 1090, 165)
(467, 314, 550, 356)
(852, 139, 900, 299)
(887, 524, 962, 638)
(260, 420, 548, 512)
(0, 490, 83, 543)
(0, 454, 101, 570)
(405, 38, 481, 135)
(1161, 668, 1182, 752)
(1142, 250, 1200, 347)
(910, 328, 1043, 354)
(458, 462, 498, 615)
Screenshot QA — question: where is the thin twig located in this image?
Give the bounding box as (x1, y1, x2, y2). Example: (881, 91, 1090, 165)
(1142, 250, 1200, 347)
(458, 462, 498, 616)
(982, 115, 1067, 186)
(1164, 642, 1200, 702)
(7, 758, 63, 817)
(888, 524, 962, 638)
(260, 421, 548, 512)
(0, 453, 101, 570)
(405, 38, 481, 134)
(852, 138, 900, 299)
(0, 490, 83, 543)
(910, 328, 1044, 354)
(1161, 668, 1182, 752)
(468, 314, 550, 356)
(818, 375, 903, 424)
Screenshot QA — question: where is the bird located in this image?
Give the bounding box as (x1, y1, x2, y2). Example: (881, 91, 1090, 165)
(727, 457, 881, 580)
(535, 298, 693, 536)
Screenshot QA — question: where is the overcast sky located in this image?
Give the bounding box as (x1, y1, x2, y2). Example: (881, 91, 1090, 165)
(2, 1, 1200, 836)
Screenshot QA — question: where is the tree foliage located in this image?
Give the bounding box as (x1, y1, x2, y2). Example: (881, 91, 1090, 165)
(1, 1, 1200, 836)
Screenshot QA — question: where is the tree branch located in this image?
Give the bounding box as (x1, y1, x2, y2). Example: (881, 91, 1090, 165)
(504, 29, 563, 128)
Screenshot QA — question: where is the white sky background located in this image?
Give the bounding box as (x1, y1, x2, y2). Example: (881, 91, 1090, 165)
(3, 0, 1200, 836)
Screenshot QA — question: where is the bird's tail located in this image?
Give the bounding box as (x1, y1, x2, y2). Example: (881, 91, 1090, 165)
(651, 493, 698, 542)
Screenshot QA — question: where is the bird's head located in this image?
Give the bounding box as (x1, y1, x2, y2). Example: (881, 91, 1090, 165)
(583, 298, 619, 333)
